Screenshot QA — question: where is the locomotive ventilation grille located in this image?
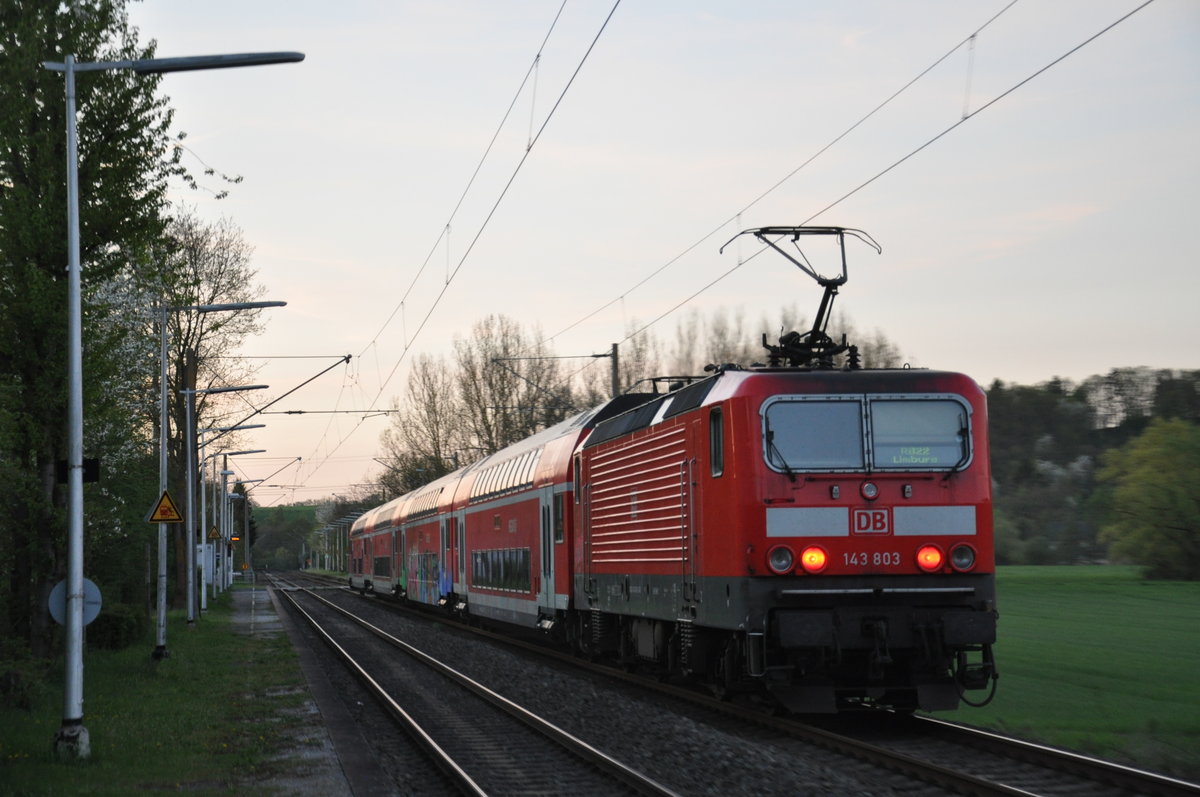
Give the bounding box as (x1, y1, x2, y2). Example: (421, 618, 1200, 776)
(588, 426, 689, 565)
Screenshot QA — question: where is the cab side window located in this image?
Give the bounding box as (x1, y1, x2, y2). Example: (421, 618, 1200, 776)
(709, 407, 724, 477)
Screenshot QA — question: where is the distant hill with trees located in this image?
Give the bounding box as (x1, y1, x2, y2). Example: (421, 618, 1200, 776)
(988, 367, 1199, 577)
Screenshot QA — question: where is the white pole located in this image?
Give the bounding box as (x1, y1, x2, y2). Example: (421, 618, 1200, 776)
(212, 458, 222, 595)
(57, 53, 90, 760)
(155, 306, 169, 657)
(183, 387, 197, 625)
(199, 438, 208, 612)
(244, 503, 252, 581)
(221, 460, 230, 587)
(43, 50, 300, 760)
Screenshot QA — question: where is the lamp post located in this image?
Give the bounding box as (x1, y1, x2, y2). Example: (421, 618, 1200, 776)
(180, 384, 267, 626)
(234, 480, 264, 579)
(43, 48, 301, 759)
(220, 469, 236, 588)
(227, 492, 245, 581)
(197, 426, 264, 611)
(155, 304, 282, 655)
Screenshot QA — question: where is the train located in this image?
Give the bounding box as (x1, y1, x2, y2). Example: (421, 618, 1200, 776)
(348, 227, 998, 712)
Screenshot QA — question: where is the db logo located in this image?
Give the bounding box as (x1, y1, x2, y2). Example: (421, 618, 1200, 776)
(853, 508, 891, 535)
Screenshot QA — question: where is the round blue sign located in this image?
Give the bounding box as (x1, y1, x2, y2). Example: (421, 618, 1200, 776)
(48, 578, 102, 626)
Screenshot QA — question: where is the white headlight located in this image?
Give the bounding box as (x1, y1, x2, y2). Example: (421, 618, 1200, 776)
(767, 545, 795, 575)
(951, 544, 976, 571)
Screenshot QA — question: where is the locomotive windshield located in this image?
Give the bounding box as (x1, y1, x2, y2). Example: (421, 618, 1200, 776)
(762, 394, 971, 473)
(765, 398, 864, 470)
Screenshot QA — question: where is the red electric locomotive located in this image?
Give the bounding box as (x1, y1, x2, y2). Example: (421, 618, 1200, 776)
(349, 226, 998, 712)
(574, 364, 996, 711)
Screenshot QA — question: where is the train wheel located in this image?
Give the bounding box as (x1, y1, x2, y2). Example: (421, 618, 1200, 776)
(664, 628, 681, 681)
(574, 614, 597, 660)
(711, 638, 739, 701)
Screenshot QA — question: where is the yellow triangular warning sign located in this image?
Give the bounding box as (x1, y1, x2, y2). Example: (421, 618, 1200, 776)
(146, 490, 184, 524)
(208, 527, 220, 540)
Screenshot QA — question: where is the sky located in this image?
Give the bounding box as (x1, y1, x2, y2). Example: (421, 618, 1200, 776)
(121, 0, 1200, 505)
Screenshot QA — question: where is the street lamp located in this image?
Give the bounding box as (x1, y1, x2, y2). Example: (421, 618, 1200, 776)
(217, 453, 264, 589)
(43, 48, 302, 759)
(180, 386, 267, 627)
(234, 479, 264, 579)
(226, 492, 245, 583)
(204, 448, 276, 594)
(155, 304, 281, 658)
(220, 470, 237, 588)
(198, 427, 264, 610)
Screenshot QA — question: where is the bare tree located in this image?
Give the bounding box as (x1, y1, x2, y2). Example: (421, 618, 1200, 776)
(833, 317, 905, 369)
(152, 209, 268, 604)
(378, 353, 462, 495)
(454, 314, 571, 453)
(574, 323, 660, 402)
(666, 305, 799, 374)
(376, 315, 579, 497)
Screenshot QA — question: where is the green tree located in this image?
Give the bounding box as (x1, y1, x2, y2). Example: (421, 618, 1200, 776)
(1099, 418, 1200, 580)
(0, 0, 177, 653)
(986, 378, 1102, 563)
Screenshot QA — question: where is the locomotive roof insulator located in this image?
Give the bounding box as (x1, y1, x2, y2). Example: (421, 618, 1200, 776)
(721, 225, 881, 369)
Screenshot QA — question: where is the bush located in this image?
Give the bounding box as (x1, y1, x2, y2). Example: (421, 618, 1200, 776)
(88, 603, 148, 650)
(0, 651, 50, 711)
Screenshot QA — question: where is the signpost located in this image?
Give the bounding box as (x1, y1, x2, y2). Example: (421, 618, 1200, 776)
(146, 491, 184, 524)
(49, 579, 101, 627)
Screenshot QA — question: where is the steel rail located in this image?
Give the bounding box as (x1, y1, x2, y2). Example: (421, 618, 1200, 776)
(915, 715, 1200, 797)
(328, 579, 1197, 797)
(284, 583, 680, 797)
(332, 583, 1028, 795)
(276, 587, 486, 796)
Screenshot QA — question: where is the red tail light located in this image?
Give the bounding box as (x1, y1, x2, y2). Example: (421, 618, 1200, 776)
(800, 546, 828, 574)
(916, 544, 944, 572)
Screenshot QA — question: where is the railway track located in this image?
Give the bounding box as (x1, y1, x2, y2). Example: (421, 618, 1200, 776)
(276, 572, 1198, 797)
(790, 711, 1200, 797)
(268, 575, 678, 796)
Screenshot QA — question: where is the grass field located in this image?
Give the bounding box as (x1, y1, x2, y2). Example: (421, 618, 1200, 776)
(937, 565, 1200, 779)
(0, 588, 311, 796)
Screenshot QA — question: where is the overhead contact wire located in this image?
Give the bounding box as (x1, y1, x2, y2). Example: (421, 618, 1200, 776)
(368, 0, 622, 407)
(303, 3, 622, 486)
(549, 0, 1152, 391)
(359, 0, 570, 359)
(536, 0, 1021, 350)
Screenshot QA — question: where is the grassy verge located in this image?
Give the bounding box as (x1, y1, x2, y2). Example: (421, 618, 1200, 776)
(0, 587, 311, 795)
(937, 565, 1200, 779)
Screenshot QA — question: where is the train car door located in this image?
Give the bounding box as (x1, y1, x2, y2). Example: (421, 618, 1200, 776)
(391, 529, 398, 594)
(364, 536, 373, 587)
(398, 529, 408, 597)
(538, 484, 555, 615)
(455, 509, 467, 594)
(439, 517, 454, 598)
